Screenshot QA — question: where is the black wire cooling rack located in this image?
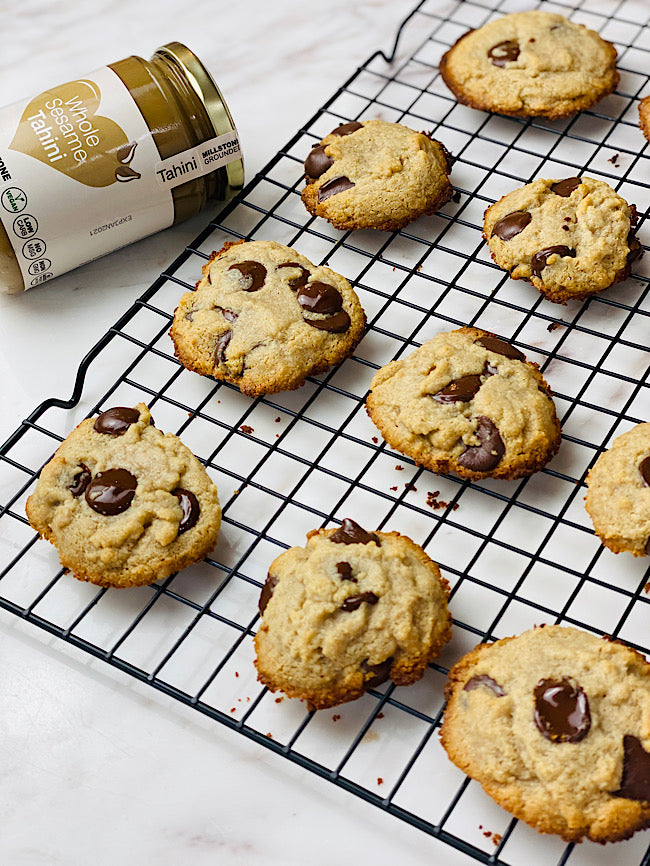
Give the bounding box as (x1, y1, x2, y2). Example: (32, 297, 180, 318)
(2, 0, 650, 862)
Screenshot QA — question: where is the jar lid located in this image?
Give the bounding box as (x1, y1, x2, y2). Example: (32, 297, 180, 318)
(154, 42, 244, 194)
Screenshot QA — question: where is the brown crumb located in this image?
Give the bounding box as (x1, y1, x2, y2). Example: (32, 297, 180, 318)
(332, 714, 341, 722)
(426, 491, 455, 510)
(377, 712, 384, 719)
(230, 707, 236, 713)
(405, 483, 417, 492)
(275, 697, 284, 703)
(547, 321, 562, 332)
(492, 834, 502, 847)
(644, 583, 650, 594)
(266, 732, 273, 739)
(275, 417, 281, 422)
(395, 464, 404, 471)
(390, 486, 398, 491)
(377, 777, 384, 786)
(608, 153, 620, 167)
(235, 671, 239, 677)
(240, 424, 254, 435)
(372, 436, 378, 443)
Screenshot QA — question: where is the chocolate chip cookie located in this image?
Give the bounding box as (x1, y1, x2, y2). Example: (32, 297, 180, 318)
(484, 176, 642, 304)
(640, 96, 650, 142)
(300, 119, 453, 231)
(254, 519, 451, 711)
(170, 240, 366, 397)
(25, 404, 221, 588)
(440, 11, 618, 119)
(441, 625, 650, 843)
(585, 422, 650, 556)
(366, 327, 561, 481)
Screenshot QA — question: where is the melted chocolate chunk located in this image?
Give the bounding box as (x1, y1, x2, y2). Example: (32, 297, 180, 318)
(613, 736, 650, 801)
(551, 177, 582, 197)
(259, 574, 278, 615)
(219, 307, 238, 323)
(228, 261, 267, 291)
(362, 657, 393, 688)
(304, 310, 351, 333)
(639, 456, 650, 487)
(85, 468, 137, 516)
(336, 561, 356, 582)
(69, 464, 91, 497)
(492, 211, 531, 241)
(432, 374, 483, 404)
(341, 591, 379, 612)
(94, 406, 140, 435)
(277, 263, 310, 290)
(488, 40, 520, 66)
(464, 674, 506, 697)
(533, 677, 591, 743)
(297, 282, 343, 314)
(305, 144, 333, 180)
(318, 176, 354, 202)
(458, 416, 505, 473)
(627, 232, 643, 265)
(531, 245, 576, 276)
(331, 121, 363, 136)
(475, 335, 525, 361)
(214, 330, 232, 364)
(330, 518, 380, 546)
(172, 488, 200, 534)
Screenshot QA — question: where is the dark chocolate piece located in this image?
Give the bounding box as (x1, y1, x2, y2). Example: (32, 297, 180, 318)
(172, 488, 200, 534)
(341, 591, 379, 612)
(458, 416, 505, 473)
(330, 518, 380, 546)
(214, 330, 232, 364)
(613, 735, 650, 801)
(550, 177, 582, 197)
(362, 657, 393, 688)
(463, 674, 505, 697)
(432, 374, 482, 404)
(531, 245, 576, 276)
(317, 176, 354, 202)
(259, 574, 278, 615)
(277, 263, 310, 290)
(85, 468, 137, 516)
(304, 310, 351, 333)
(94, 406, 140, 436)
(297, 282, 343, 315)
(331, 121, 363, 136)
(475, 335, 526, 361)
(640, 456, 650, 487)
(533, 677, 591, 743)
(492, 211, 531, 241)
(69, 464, 91, 498)
(305, 144, 333, 180)
(228, 261, 267, 291)
(336, 561, 356, 582)
(488, 40, 520, 67)
(218, 307, 238, 323)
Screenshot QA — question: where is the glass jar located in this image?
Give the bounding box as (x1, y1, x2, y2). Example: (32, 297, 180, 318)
(0, 42, 244, 293)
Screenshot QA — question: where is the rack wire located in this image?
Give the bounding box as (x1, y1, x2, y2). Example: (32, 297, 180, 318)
(1, 0, 650, 862)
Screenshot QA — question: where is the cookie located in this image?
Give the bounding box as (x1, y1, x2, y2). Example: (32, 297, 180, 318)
(585, 422, 650, 556)
(484, 176, 642, 304)
(640, 96, 650, 142)
(366, 327, 561, 481)
(440, 11, 618, 119)
(300, 119, 453, 231)
(170, 240, 366, 397)
(25, 404, 221, 588)
(440, 625, 650, 843)
(254, 519, 451, 710)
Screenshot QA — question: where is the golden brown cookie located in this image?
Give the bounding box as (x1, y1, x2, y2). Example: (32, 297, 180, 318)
(26, 404, 221, 588)
(254, 519, 451, 711)
(440, 10, 618, 119)
(640, 96, 650, 142)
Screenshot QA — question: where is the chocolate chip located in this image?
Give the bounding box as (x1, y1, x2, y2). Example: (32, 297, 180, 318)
(458, 416, 505, 473)
(305, 144, 333, 180)
(297, 282, 343, 314)
(304, 310, 351, 333)
(475, 335, 526, 361)
(640, 456, 650, 486)
(533, 677, 591, 743)
(488, 40, 520, 66)
(432, 374, 483, 404)
(259, 574, 278, 615)
(341, 592, 379, 612)
(464, 674, 505, 697)
(277, 263, 310, 290)
(214, 330, 232, 364)
(336, 561, 356, 582)
(69, 464, 91, 497)
(228, 261, 267, 291)
(331, 121, 363, 136)
(217, 307, 238, 323)
(172, 488, 200, 534)
(492, 211, 531, 241)
(185, 310, 195, 322)
(550, 177, 582, 197)
(613, 735, 650, 801)
(85, 468, 137, 516)
(362, 657, 393, 688)
(627, 232, 643, 265)
(531, 245, 576, 277)
(317, 176, 354, 202)
(94, 407, 140, 435)
(330, 518, 380, 546)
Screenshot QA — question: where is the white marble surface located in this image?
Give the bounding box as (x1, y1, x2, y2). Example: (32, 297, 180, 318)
(0, 2, 478, 864)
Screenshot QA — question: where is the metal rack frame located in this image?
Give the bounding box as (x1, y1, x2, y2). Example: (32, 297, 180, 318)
(1, 0, 649, 862)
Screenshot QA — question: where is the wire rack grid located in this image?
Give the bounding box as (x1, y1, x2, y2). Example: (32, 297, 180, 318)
(1, 0, 650, 862)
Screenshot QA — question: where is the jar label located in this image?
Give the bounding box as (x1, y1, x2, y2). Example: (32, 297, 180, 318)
(155, 131, 242, 189)
(0, 67, 174, 290)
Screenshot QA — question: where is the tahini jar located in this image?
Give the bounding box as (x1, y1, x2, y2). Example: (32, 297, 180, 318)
(0, 43, 244, 293)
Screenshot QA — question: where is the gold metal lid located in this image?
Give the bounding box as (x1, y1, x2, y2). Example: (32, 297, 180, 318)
(154, 42, 244, 193)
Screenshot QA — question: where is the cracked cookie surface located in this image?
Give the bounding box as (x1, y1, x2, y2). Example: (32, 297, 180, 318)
(26, 403, 221, 588)
(441, 625, 650, 843)
(484, 176, 641, 304)
(585, 422, 650, 556)
(254, 519, 451, 710)
(440, 10, 618, 119)
(366, 327, 561, 480)
(169, 240, 366, 396)
(300, 119, 452, 231)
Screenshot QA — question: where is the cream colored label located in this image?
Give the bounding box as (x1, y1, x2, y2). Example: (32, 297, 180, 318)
(0, 67, 174, 289)
(155, 131, 241, 189)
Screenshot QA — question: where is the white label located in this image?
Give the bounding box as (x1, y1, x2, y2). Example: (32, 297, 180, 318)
(155, 131, 241, 189)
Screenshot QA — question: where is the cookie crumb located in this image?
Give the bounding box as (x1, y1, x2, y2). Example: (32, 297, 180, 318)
(377, 712, 384, 719)
(275, 697, 284, 703)
(240, 424, 254, 435)
(372, 436, 378, 443)
(332, 714, 341, 722)
(275, 417, 281, 422)
(390, 486, 398, 491)
(608, 153, 620, 167)
(395, 464, 404, 471)
(377, 777, 384, 786)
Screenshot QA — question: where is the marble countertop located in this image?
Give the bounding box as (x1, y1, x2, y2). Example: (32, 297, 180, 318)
(0, 1, 477, 864)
